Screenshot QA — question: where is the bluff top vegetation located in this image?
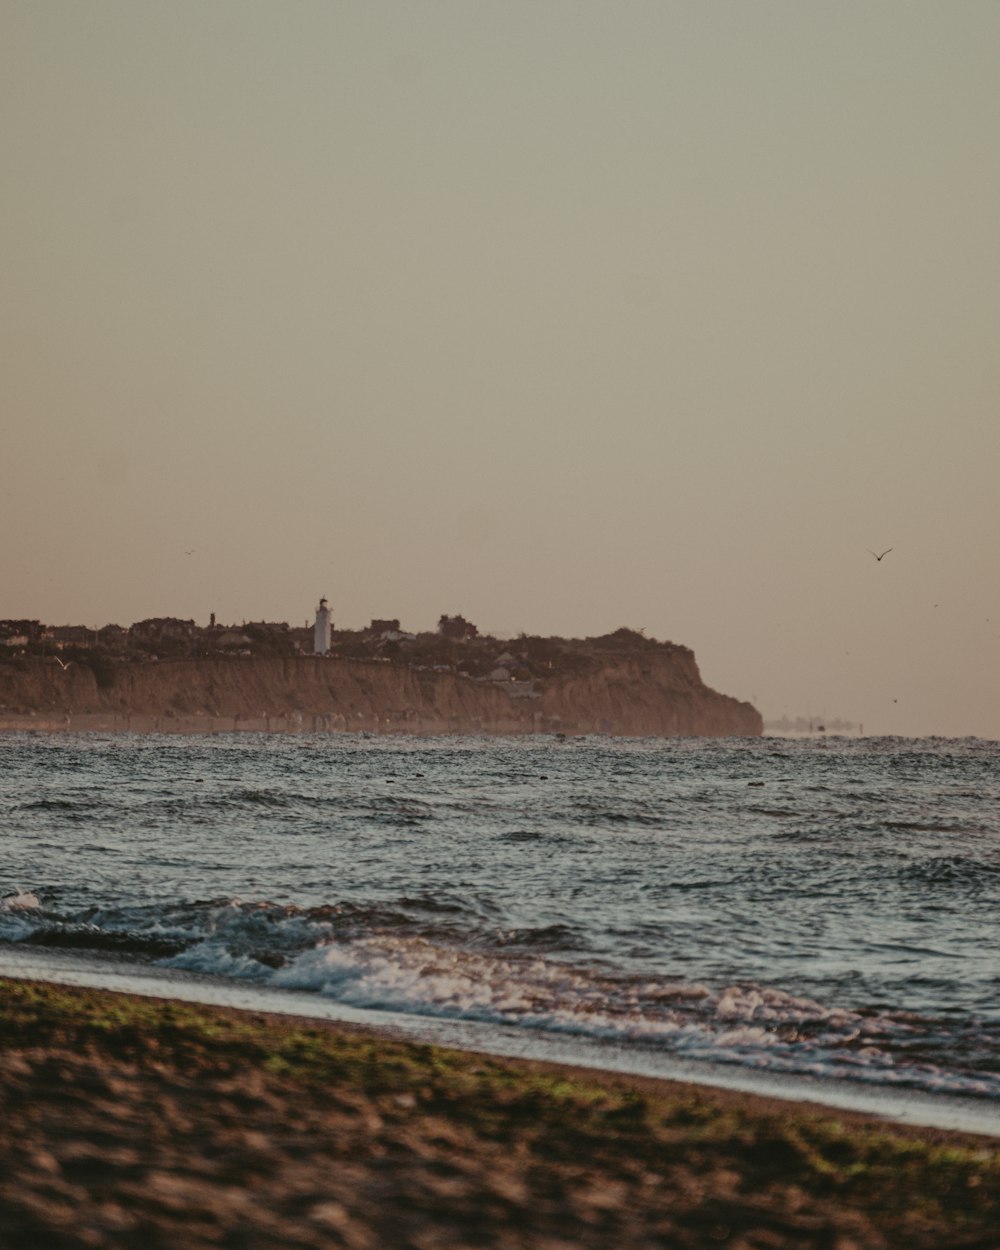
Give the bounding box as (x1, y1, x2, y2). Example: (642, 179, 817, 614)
(1, 618, 690, 686)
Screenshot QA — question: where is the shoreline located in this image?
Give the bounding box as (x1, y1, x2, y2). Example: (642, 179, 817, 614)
(3, 943, 998, 1140)
(0, 712, 531, 735)
(0, 977, 998, 1248)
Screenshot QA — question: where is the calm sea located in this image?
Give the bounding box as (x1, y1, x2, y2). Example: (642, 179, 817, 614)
(2, 732, 998, 1129)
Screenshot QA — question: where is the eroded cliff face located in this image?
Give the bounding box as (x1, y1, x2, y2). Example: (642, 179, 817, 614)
(541, 648, 761, 737)
(0, 654, 761, 737)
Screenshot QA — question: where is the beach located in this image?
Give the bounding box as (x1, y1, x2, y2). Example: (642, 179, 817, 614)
(0, 978, 997, 1250)
(3, 732, 1000, 1245)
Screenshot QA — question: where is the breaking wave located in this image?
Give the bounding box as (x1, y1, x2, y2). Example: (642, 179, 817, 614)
(3, 731, 1000, 1107)
(3, 892, 999, 1100)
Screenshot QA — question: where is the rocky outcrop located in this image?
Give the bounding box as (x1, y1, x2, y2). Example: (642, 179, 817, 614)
(542, 648, 761, 736)
(0, 653, 761, 737)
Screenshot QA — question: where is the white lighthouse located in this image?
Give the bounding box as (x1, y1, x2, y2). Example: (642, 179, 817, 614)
(314, 597, 332, 655)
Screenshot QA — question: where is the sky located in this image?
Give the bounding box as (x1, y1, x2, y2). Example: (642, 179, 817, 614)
(2, 1, 999, 737)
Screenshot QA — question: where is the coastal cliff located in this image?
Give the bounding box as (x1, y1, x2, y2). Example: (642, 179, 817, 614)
(541, 649, 760, 737)
(0, 651, 761, 736)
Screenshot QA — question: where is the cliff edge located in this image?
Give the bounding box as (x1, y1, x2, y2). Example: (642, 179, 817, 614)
(0, 650, 761, 737)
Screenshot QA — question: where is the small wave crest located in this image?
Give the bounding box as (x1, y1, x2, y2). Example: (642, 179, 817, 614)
(261, 935, 1000, 1100)
(6, 890, 1000, 1101)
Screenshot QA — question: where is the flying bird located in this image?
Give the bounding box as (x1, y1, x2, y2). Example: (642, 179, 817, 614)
(53, 657, 72, 671)
(867, 548, 893, 562)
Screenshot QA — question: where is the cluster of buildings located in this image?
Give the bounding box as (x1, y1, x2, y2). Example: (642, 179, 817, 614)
(0, 600, 491, 665)
(0, 615, 304, 657)
(1, 600, 345, 657)
(0, 600, 548, 698)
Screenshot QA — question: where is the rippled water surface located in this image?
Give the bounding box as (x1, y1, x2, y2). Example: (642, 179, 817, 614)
(2, 732, 999, 1105)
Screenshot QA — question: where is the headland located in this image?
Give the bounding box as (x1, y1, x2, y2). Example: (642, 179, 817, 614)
(0, 623, 761, 736)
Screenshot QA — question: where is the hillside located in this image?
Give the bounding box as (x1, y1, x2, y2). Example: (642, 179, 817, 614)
(0, 644, 760, 737)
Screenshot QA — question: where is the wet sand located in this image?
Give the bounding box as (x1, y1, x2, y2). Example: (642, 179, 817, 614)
(0, 978, 997, 1249)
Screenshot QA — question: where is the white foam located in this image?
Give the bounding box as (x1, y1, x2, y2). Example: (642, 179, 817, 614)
(0, 890, 40, 912)
(0, 940, 997, 1137)
(258, 934, 1000, 1100)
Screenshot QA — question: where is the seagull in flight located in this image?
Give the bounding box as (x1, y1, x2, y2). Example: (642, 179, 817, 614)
(867, 548, 893, 562)
(53, 657, 72, 671)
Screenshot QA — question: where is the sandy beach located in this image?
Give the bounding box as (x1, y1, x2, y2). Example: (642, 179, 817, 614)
(0, 978, 997, 1249)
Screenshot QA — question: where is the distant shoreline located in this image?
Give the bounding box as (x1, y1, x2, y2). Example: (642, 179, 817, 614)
(0, 713, 532, 736)
(0, 653, 764, 737)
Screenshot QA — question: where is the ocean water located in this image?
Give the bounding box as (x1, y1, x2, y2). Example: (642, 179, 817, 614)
(1, 732, 999, 1126)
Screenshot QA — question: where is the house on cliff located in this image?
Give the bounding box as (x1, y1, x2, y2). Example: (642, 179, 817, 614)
(45, 624, 98, 649)
(0, 620, 43, 648)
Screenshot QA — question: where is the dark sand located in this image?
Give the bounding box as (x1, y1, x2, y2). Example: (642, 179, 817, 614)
(0, 979, 997, 1249)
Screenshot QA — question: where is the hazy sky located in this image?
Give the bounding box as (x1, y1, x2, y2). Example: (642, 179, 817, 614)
(3, 1, 999, 737)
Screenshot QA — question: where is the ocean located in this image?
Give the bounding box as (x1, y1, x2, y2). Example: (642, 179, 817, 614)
(2, 731, 998, 1133)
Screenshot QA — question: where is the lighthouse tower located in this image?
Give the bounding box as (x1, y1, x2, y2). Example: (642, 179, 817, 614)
(314, 597, 332, 655)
